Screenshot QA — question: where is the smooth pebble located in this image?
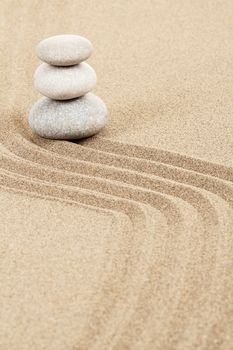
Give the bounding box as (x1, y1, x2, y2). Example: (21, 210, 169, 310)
(29, 93, 107, 139)
(34, 62, 97, 100)
(36, 34, 93, 66)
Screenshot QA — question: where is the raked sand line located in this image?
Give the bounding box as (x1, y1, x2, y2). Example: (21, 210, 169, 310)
(0, 166, 151, 229)
(14, 122, 233, 183)
(0, 134, 207, 347)
(167, 197, 233, 350)
(28, 132, 233, 183)
(2, 134, 187, 221)
(0, 169, 176, 348)
(1, 129, 232, 347)
(1, 144, 233, 342)
(105, 206, 205, 350)
(0, 167, 196, 348)
(0, 182, 146, 349)
(0, 151, 182, 225)
(0, 143, 186, 344)
(0, 133, 225, 300)
(30, 134, 233, 206)
(120, 194, 233, 350)
(0, 143, 231, 348)
(24, 127, 233, 182)
(1, 134, 222, 292)
(78, 205, 166, 350)
(2, 133, 224, 226)
(123, 191, 233, 350)
(80, 137, 233, 182)
(0, 142, 197, 345)
(16, 132, 233, 218)
(0, 182, 132, 283)
(6, 135, 233, 344)
(0, 133, 229, 344)
(1, 135, 226, 258)
(0, 171, 157, 290)
(0, 135, 208, 348)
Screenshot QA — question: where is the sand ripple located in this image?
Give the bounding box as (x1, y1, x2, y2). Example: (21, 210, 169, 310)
(0, 131, 232, 349)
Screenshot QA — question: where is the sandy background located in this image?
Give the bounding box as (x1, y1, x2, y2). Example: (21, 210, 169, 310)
(0, 0, 233, 349)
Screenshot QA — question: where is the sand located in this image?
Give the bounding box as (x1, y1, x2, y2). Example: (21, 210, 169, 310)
(0, 0, 233, 349)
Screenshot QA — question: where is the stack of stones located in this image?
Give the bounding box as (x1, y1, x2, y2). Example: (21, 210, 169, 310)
(29, 35, 107, 139)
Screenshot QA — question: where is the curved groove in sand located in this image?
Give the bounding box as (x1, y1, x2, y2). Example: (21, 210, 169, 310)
(3, 133, 227, 226)
(0, 138, 198, 346)
(0, 133, 229, 348)
(0, 137, 189, 343)
(11, 132, 232, 224)
(29, 134, 233, 205)
(0, 182, 158, 348)
(81, 137, 233, 182)
(24, 132, 233, 182)
(0, 150, 183, 224)
(0, 167, 182, 347)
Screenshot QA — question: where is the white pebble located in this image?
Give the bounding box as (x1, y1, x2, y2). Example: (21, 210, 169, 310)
(29, 93, 107, 139)
(36, 34, 93, 66)
(34, 62, 97, 100)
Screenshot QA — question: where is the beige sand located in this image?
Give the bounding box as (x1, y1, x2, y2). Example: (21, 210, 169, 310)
(0, 1, 233, 349)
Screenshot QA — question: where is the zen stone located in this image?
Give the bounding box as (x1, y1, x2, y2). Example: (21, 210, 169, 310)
(34, 62, 97, 100)
(29, 93, 107, 139)
(36, 34, 93, 66)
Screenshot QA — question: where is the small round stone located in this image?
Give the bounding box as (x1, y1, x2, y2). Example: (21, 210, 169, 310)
(36, 34, 93, 66)
(34, 62, 97, 100)
(29, 93, 108, 139)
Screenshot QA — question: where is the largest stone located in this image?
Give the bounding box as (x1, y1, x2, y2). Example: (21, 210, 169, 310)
(29, 93, 107, 139)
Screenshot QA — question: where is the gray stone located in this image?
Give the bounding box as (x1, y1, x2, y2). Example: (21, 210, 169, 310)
(36, 34, 93, 66)
(29, 93, 108, 139)
(34, 62, 97, 100)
